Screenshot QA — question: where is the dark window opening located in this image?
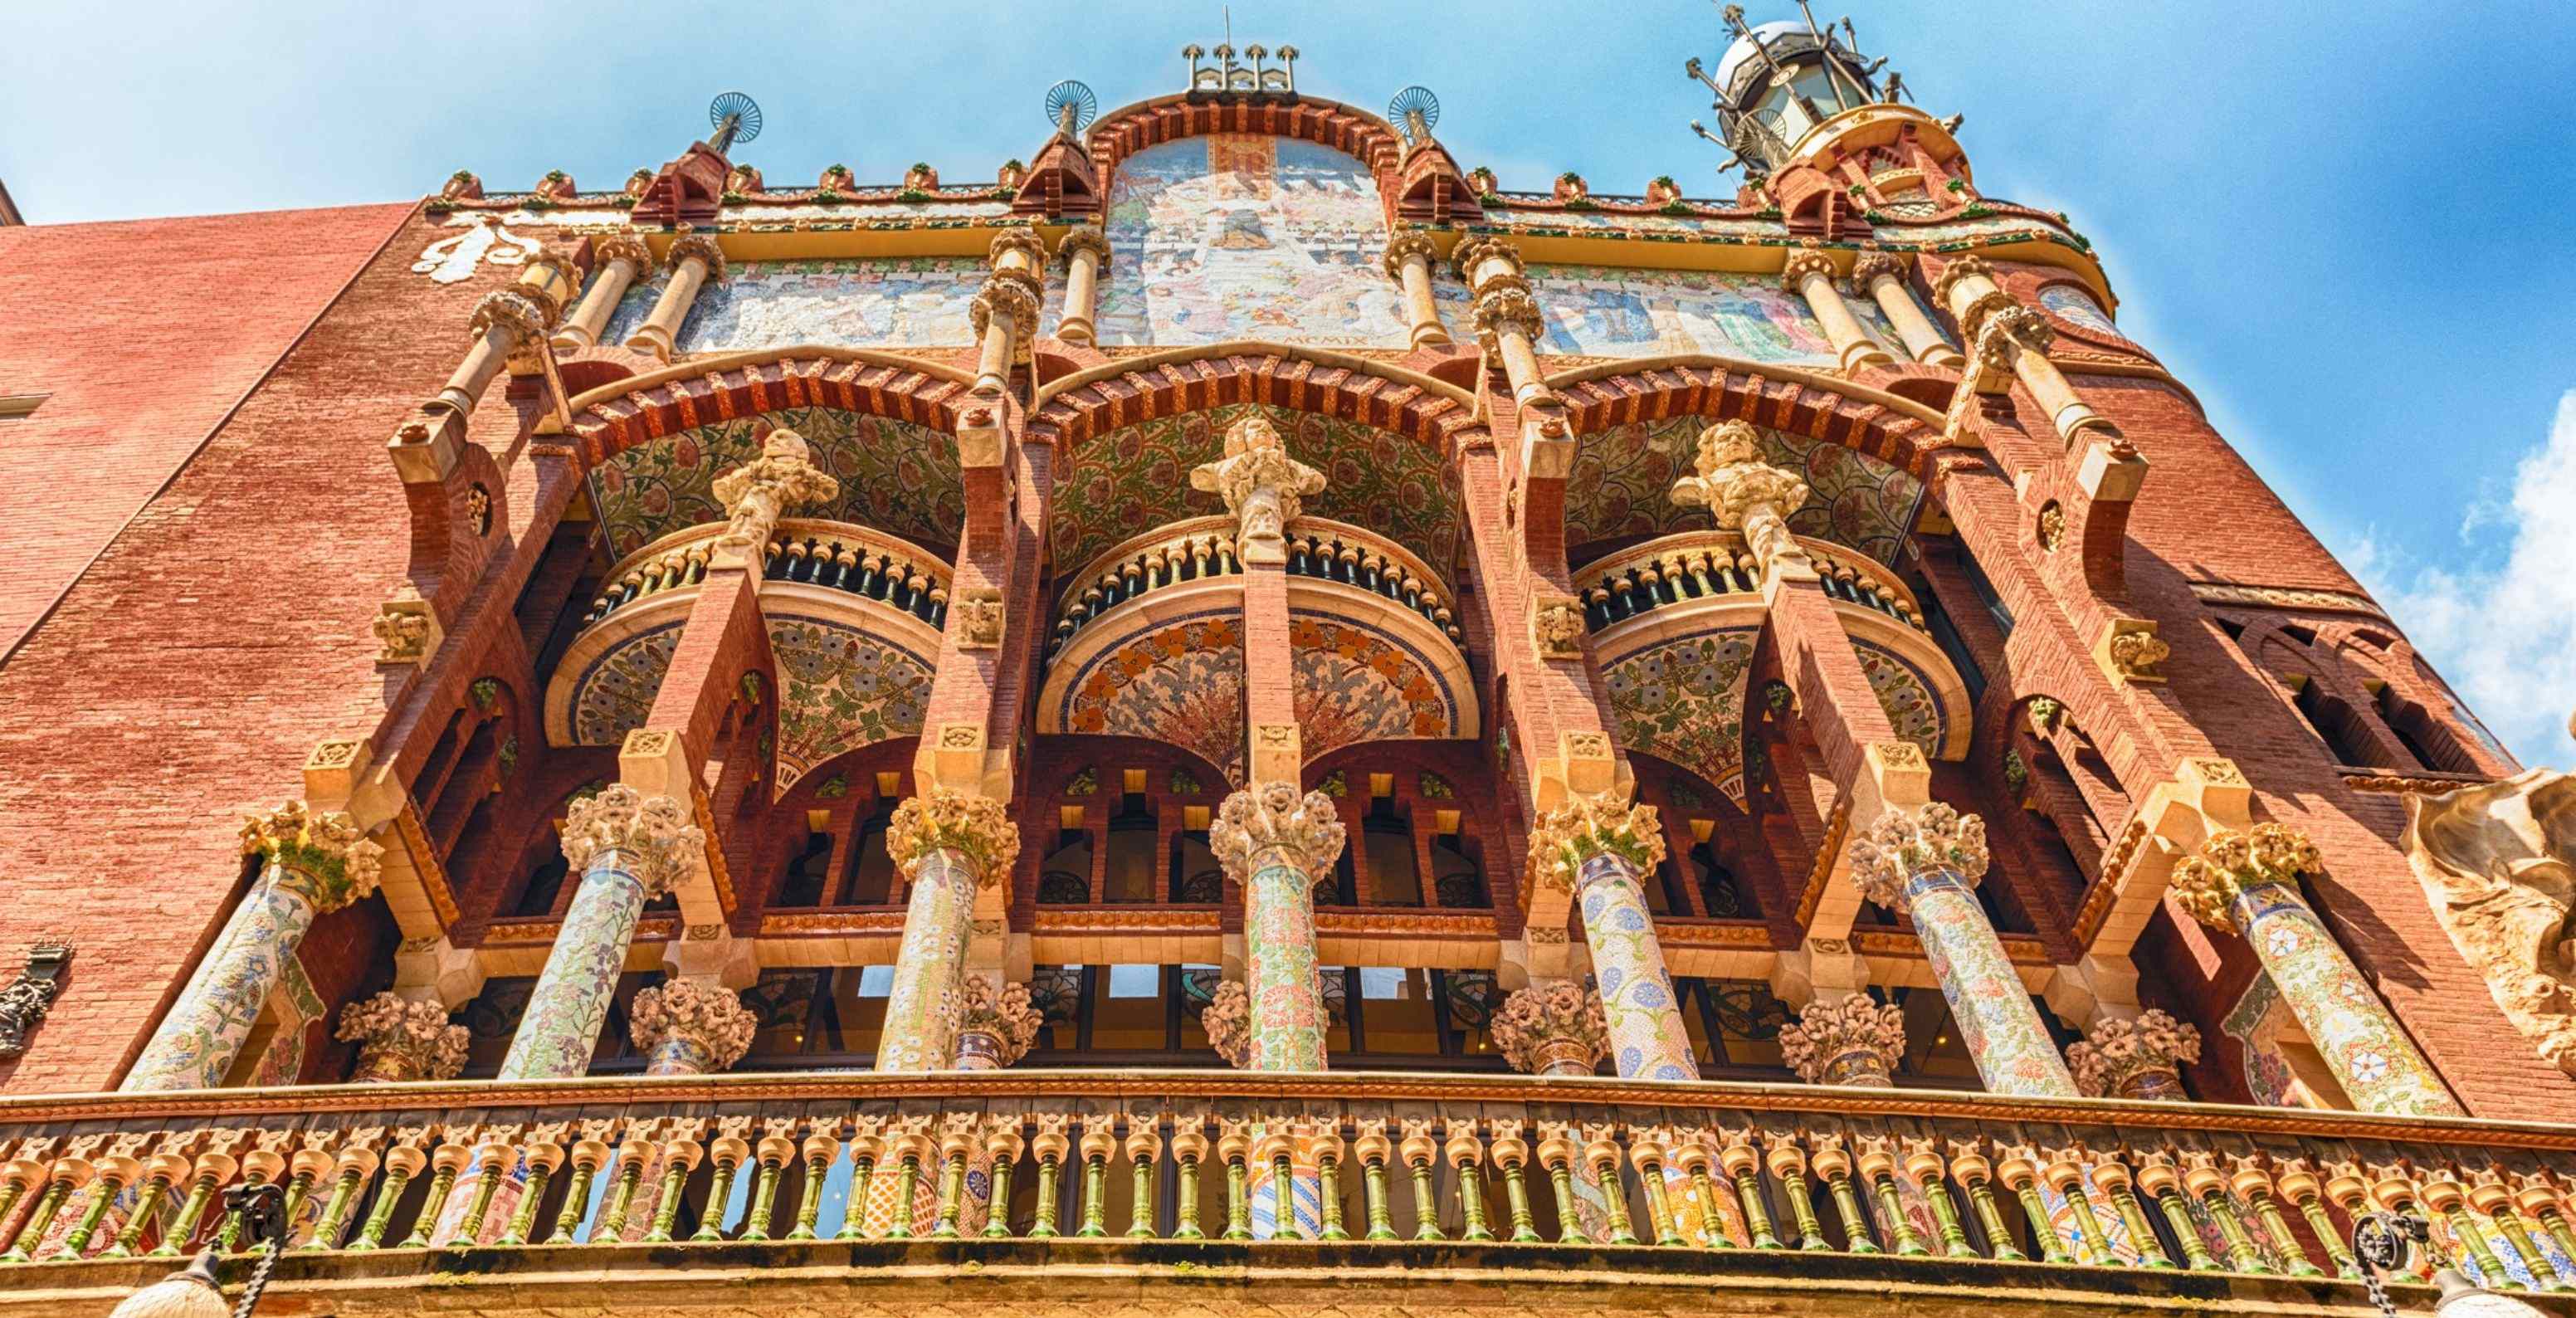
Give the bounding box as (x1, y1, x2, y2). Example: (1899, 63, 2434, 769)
(1363, 798, 1422, 906)
(774, 831, 835, 907)
(1038, 830, 1093, 904)
(1105, 793, 1158, 902)
(840, 803, 898, 905)
(1170, 830, 1221, 903)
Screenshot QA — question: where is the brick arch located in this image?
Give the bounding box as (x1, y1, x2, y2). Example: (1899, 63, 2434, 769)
(1548, 359, 1949, 479)
(560, 349, 978, 471)
(1027, 346, 1485, 455)
(1085, 91, 1408, 214)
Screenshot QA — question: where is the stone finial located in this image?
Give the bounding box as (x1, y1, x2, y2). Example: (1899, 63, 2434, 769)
(1380, 231, 1440, 281)
(988, 229, 1048, 269)
(954, 976, 1043, 1069)
(2169, 823, 2324, 933)
(241, 802, 384, 911)
(886, 788, 1021, 887)
(1780, 250, 1839, 292)
(1189, 413, 1327, 561)
(628, 979, 757, 1076)
(1210, 781, 1347, 888)
(1450, 234, 1524, 287)
(336, 992, 468, 1083)
(1778, 993, 1907, 1086)
(1202, 979, 1251, 1067)
(1490, 980, 1610, 1076)
(968, 271, 1043, 338)
(1057, 227, 1113, 266)
(557, 783, 707, 901)
(710, 427, 840, 558)
(1525, 791, 1666, 895)
(467, 288, 554, 343)
(1929, 254, 1996, 308)
(1847, 801, 1989, 909)
(2066, 1008, 2201, 1100)
(372, 582, 440, 668)
(1468, 278, 1544, 351)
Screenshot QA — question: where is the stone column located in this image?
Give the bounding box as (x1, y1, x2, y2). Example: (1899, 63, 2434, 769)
(1490, 981, 1611, 1077)
(1782, 251, 1895, 369)
(2066, 1008, 2200, 1101)
(969, 232, 1046, 395)
(1382, 232, 1451, 349)
(1848, 803, 2081, 1097)
(627, 979, 757, 1076)
(1931, 256, 2115, 447)
(1210, 783, 1349, 1071)
(124, 803, 384, 1091)
(334, 992, 468, 1084)
(623, 231, 725, 361)
(874, 788, 1020, 1071)
(2169, 825, 2464, 1116)
(1456, 237, 1557, 411)
(1053, 228, 1111, 345)
(1779, 993, 1907, 1087)
(430, 248, 575, 418)
(709, 426, 840, 568)
(952, 976, 1042, 1070)
(1849, 253, 1964, 369)
(551, 235, 656, 350)
(495, 786, 705, 1081)
(1525, 793, 1700, 1081)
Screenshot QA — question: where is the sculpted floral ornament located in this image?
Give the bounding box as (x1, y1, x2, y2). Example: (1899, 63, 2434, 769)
(558, 783, 707, 901)
(954, 976, 1043, 1069)
(1202, 979, 1252, 1067)
(1525, 792, 1666, 895)
(954, 588, 1005, 649)
(242, 801, 384, 912)
(336, 992, 468, 1083)
(627, 979, 758, 1076)
(886, 788, 1022, 887)
(1189, 415, 1328, 560)
(1209, 781, 1348, 887)
(1669, 420, 1812, 576)
(1530, 594, 1587, 660)
(0, 940, 71, 1059)
(2168, 823, 2323, 931)
(372, 583, 438, 667)
(710, 427, 841, 558)
(1847, 801, 1989, 908)
(1778, 993, 1906, 1086)
(2065, 1008, 2201, 1100)
(2404, 770, 2576, 1076)
(2104, 623, 2172, 682)
(1490, 980, 1610, 1076)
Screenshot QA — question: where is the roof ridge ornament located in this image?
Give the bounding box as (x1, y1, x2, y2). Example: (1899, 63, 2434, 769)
(1183, 38, 1296, 95)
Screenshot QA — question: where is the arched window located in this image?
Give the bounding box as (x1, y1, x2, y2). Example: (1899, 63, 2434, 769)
(774, 831, 835, 907)
(1038, 830, 1093, 904)
(1361, 798, 1422, 906)
(2374, 684, 2478, 773)
(1170, 829, 1221, 903)
(2292, 679, 2386, 768)
(1429, 834, 1487, 909)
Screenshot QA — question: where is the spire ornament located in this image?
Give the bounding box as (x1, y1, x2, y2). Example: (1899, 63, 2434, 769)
(1189, 414, 1328, 564)
(1490, 981, 1611, 1076)
(556, 783, 705, 901)
(337, 993, 468, 1083)
(1778, 993, 1906, 1086)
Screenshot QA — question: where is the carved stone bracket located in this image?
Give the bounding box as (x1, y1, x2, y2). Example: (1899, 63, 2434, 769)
(0, 940, 71, 1059)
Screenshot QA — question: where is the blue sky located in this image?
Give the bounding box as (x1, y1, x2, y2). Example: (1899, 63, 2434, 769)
(8, 0, 2572, 762)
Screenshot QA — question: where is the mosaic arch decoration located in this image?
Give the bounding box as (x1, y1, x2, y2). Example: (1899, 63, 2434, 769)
(1052, 401, 1460, 578)
(1602, 630, 1944, 806)
(587, 405, 966, 559)
(598, 257, 991, 354)
(1564, 414, 1925, 564)
(1057, 613, 1248, 785)
(570, 623, 681, 746)
(1291, 615, 1459, 761)
(1095, 134, 1407, 348)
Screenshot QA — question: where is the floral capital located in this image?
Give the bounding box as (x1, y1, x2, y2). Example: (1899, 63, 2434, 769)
(1490, 981, 1610, 1076)
(2169, 823, 2322, 932)
(1210, 781, 1347, 889)
(2066, 1008, 2202, 1100)
(1202, 979, 1251, 1067)
(628, 979, 757, 1074)
(886, 788, 1020, 888)
(1778, 994, 1906, 1086)
(954, 976, 1044, 1068)
(467, 288, 554, 341)
(242, 802, 383, 912)
(1380, 231, 1440, 281)
(1525, 792, 1665, 896)
(337, 992, 467, 1082)
(558, 784, 706, 901)
(593, 233, 656, 275)
(1847, 802, 1988, 908)
(1189, 414, 1327, 555)
(968, 270, 1043, 337)
(710, 427, 840, 556)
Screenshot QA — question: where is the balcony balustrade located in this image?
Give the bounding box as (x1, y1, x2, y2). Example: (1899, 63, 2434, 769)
(1051, 515, 1461, 656)
(1577, 530, 1924, 635)
(581, 518, 951, 631)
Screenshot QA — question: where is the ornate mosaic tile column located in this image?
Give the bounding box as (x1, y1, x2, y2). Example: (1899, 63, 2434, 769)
(952, 977, 1042, 1070)
(628, 979, 757, 1076)
(495, 786, 705, 1081)
(1491, 981, 1611, 1076)
(874, 789, 1020, 1072)
(1526, 793, 1700, 1081)
(2169, 825, 2464, 1116)
(1848, 803, 2080, 1097)
(335, 992, 467, 1084)
(2067, 1008, 2201, 1101)
(1780, 993, 1907, 1087)
(124, 803, 383, 1091)
(1211, 783, 1348, 1071)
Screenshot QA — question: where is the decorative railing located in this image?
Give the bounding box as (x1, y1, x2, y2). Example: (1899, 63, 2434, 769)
(1051, 516, 1462, 655)
(581, 519, 951, 629)
(6, 1071, 2574, 1308)
(1577, 531, 1925, 634)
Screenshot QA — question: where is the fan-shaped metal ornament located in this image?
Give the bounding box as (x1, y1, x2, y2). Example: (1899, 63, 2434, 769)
(708, 91, 764, 154)
(1044, 80, 1098, 136)
(1388, 85, 1441, 144)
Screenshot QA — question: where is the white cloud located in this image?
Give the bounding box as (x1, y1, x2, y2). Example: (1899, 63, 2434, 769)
(2344, 389, 2576, 769)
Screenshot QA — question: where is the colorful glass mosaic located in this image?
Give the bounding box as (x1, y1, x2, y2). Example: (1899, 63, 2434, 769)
(1289, 616, 1457, 759)
(1525, 264, 1842, 364)
(599, 257, 988, 353)
(1060, 613, 1247, 784)
(1901, 866, 2079, 1097)
(495, 861, 648, 1081)
(1577, 856, 1700, 1081)
(768, 615, 934, 791)
(2037, 283, 2125, 339)
(1603, 631, 1758, 806)
(588, 406, 965, 559)
(1564, 415, 1925, 564)
(569, 623, 680, 746)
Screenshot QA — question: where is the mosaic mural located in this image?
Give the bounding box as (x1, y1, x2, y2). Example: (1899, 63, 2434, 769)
(1290, 616, 1458, 759)
(600, 257, 988, 352)
(1525, 264, 1840, 364)
(1053, 403, 1459, 577)
(1061, 614, 1248, 783)
(569, 624, 680, 745)
(768, 615, 934, 791)
(1564, 415, 1925, 564)
(2037, 283, 2125, 339)
(1603, 631, 1759, 806)
(588, 406, 965, 559)
(1854, 640, 1946, 754)
(1095, 134, 1404, 348)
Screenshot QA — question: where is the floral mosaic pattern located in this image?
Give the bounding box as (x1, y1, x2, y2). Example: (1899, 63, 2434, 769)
(1564, 415, 1925, 564)
(874, 856, 976, 1071)
(1603, 631, 1758, 805)
(495, 864, 647, 1081)
(1054, 403, 1459, 579)
(1095, 134, 1403, 348)
(1247, 865, 1328, 1071)
(2227, 881, 2462, 1117)
(1526, 264, 1841, 364)
(1290, 617, 1456, 759)
(1578, 857, 1700, 1081)
(599, 257, 987, 352)
(122, 877, 319, 1091)
(768, 616, 933, 791)
(1061, 615, 1247, 784)
(1902, 870, 2080, 1096)
(2037, 283, 2125, 339)
(589, 406, 965, 559)
(570, 624, 681, 746)
(1854, 641, 1945, 754)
